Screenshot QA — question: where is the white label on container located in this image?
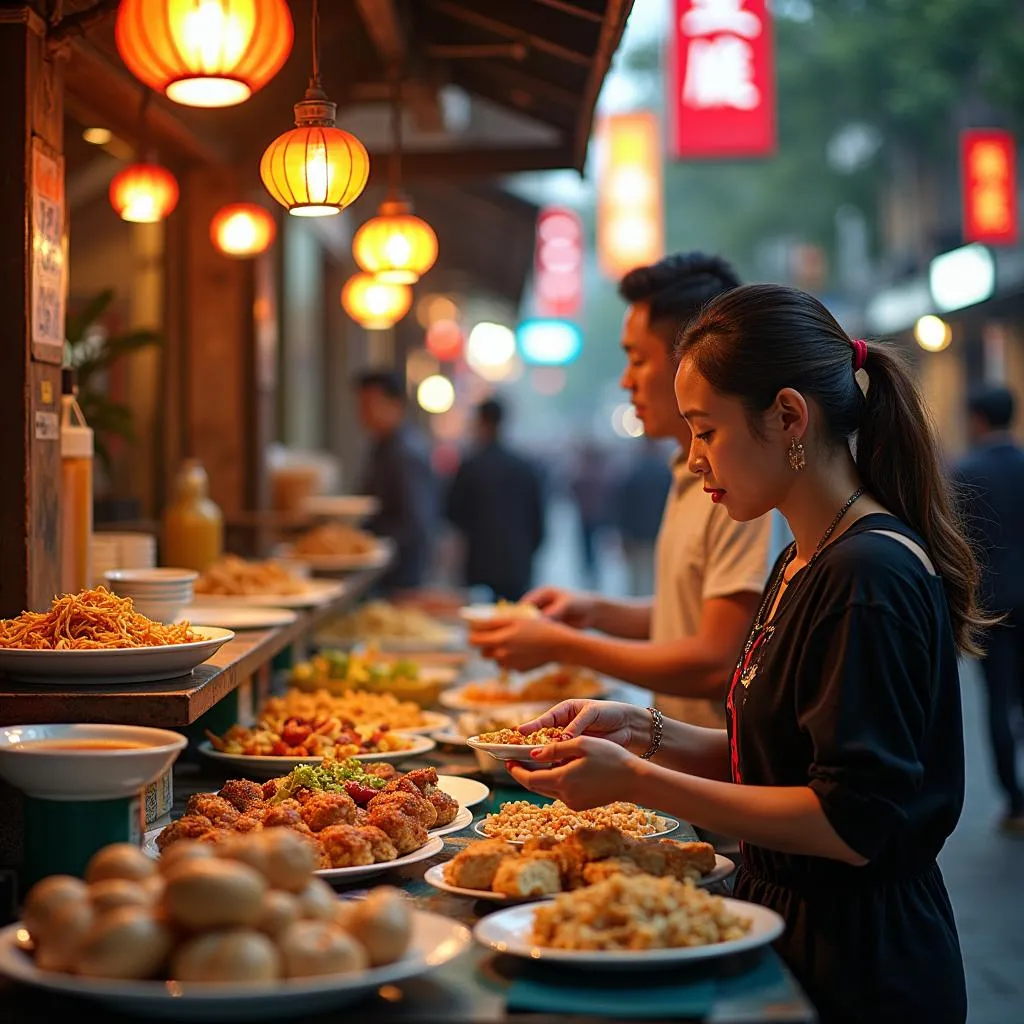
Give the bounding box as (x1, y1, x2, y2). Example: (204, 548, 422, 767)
(34, 411, 59, 440)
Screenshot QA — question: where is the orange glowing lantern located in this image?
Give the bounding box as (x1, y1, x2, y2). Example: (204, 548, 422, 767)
(353, 198, 438, 284)
(341, 273, 412, 330)
(109, 162, 179, 223)
(115, 0, 293, 109)
(210, 202, 276, 256)
(425, 318, 464, 361)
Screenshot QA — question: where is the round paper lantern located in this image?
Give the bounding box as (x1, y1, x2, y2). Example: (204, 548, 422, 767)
(425, 318, 464, 362)
(341, 273, 412, 330)
(115, 0, 293, 108)
(260, 96, 369, 218)
(210, 202, 276, 256)
(352, 198, 438, 284)
(109, 162, 179, 223)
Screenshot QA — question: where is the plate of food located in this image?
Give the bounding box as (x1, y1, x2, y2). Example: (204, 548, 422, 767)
(278, 525, 393, 573)
(475, 799, 679, 845)
(179, 606, 298, 630)
(0, 588, 234, 684)
(439, 666, 608, 712)
(459, 601, 541, 624)
(149, 764, 462, 880)
(467, 728, 569, 766)
(0, 832, 471, 1020)
(314, 601, 463, 652)
(473, 874, 782, 970)
(424, 830, 734, 903)
(258, 688, 452, 737)
(191, 557, 345, 608)
(300, 494, 380, 522)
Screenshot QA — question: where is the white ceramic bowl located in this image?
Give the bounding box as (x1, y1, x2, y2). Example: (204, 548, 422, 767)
(105, 568, 198, 588)
(105, 568, 197, 624)
(0, 724, 187, 800)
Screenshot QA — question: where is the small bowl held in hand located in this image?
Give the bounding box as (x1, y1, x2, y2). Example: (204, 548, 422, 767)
(466, 727, 569, 768)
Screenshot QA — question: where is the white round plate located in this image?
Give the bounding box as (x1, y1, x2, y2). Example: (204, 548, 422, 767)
(191, 579, 344, 609)
(474, 815, 680, 845)
(435, 775, 489, 808)
(428, 804, 473, 838)
(197, 735, 437, 778)
(439, 689, 552, 715)
(317, 835, 445, 882)
(279, 539, 393, 573)
(459, 603, 541, 624)
(394, 710, 452, 735)
(473, 897, 784, 970)
(423, 863, 547, 904)
(0, 626, 234, 685)
(180, 606, 298, 630)
(300, 494, 380, 521)
(0, 724, 186, 801)
(0, 910, 470, 1021)
(466, 736, 562, 766)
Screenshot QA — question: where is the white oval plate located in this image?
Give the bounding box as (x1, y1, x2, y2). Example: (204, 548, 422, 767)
(434, 775, 489, 808)
(390, 710, 452, 736)
(432, 729, 469, 748)
(0, 910, 470, 1021)
(439, 689, 552, 715)
(317, 834, 445, 882)
(301, 494, 380, 521)
(197, 734, 436, 778)
(474, 815, 680, 845)
(423, 854, 734, 903)
(278, 539, 393, 573)
(180, 606, 298, 630)
(191, 579, 344, 609)
(473, 897, 784, 970)
(459, 603, 541, 624)
(466, 736, 562, 765)
(0, 626, 234, 685)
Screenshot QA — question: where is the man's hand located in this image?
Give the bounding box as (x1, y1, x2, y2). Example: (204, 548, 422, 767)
(522, 586, 597, 630)
(468, 616, 573, 671)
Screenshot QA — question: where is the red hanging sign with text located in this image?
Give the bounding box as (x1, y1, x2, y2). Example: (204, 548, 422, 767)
(534, 207, 584, 319)
(961, 130, 1018, 246)
(668, 0, 776, 159)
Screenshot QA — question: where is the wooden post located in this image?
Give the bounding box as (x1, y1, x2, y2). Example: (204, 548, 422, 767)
(0, 8, 65, 616)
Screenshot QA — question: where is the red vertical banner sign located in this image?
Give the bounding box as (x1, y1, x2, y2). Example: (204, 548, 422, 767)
(668, 0, 776, 159)
(534, 207, 584, 319)
(961, 130, 1018, 246)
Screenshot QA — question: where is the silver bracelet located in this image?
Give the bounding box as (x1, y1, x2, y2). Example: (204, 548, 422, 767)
(641, 706, 664, 760)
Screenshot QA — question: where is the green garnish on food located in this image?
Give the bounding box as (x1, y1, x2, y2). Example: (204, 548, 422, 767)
(270, 758, 387, 803)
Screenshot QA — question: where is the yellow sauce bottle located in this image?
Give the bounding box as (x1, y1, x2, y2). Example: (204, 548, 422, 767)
(161, 459, 223, 572)
(60, 369, 93, 593)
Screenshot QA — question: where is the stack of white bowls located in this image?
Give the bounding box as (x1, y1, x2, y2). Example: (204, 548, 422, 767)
(92, 532, 157, 587)
(104, 568, 198, 625)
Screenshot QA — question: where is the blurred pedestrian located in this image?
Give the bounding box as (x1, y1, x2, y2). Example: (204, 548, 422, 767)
(354, 369, 439, 593)
(569, 440, 613, 589)
(955, 384, 1024, 834)
(446, 398, 545, 602)
(614, 437, 672, 596)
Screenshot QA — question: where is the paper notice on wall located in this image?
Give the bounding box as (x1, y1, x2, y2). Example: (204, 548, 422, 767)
(31, 139, 66, 363)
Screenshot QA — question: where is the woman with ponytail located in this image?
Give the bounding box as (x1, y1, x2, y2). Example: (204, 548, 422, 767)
(509, 284, 983, 1024)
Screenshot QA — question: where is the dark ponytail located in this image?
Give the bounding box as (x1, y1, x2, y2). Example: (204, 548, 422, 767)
(677, 283, 993, 656)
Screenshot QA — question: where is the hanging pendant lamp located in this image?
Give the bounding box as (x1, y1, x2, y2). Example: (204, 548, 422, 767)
(109, 89, 179, 224)
(211, 202, 276, 256)
(352, 66, 437, 284)
(342, 272, 412, 330)
(260, 0, 369, 217)
(115, 0, 293, 109)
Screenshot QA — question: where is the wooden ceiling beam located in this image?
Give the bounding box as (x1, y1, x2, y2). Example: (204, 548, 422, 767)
(530, 0, 604, 24)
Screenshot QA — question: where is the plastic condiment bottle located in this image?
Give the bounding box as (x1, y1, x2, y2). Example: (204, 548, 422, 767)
(60, 368, 94, 593)
(161, 459, 224, 572)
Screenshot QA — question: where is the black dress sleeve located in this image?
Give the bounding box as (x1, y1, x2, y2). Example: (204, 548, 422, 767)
(796, 603, 932, 861)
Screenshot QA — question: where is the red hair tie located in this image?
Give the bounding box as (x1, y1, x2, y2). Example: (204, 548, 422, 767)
(851, 338, 868, 372)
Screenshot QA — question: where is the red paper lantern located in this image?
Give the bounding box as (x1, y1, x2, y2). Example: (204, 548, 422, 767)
(109, 162, 179, 223)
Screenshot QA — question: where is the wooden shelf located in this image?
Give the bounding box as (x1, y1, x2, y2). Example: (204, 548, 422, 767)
(0, 568, 382, 728)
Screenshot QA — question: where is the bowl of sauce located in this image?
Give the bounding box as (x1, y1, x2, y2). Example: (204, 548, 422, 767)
(0, 724, 187, 801)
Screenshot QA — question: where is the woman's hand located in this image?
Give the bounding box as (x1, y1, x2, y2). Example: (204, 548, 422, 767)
(522, 586, 596, 629)
(517, 699, 646, 751)
(507, 736, 640, 809)
(467, 616, 571, 671)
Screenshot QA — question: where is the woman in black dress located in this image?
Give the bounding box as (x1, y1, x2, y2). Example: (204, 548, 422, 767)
(511, 284, 986, 1024)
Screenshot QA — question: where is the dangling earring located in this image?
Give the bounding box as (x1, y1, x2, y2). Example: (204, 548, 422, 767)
(787, 436, 806, 471)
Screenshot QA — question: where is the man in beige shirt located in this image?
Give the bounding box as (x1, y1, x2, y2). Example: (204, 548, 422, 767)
(470, 253, 776, 726)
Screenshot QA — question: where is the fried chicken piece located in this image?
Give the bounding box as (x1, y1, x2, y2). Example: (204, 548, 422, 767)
(365, 763, 398, 781)
(400, 766, 438, 792)
(365, 807, 428, 856)
(357, 825, 398, 863)
(317, 824, 374, 867)
(156, 814, 213, 851)
(443, 840, 517, 890)
(185, 793, 240, 827)
(381, 777, 422, 798)
(424, 787, 459, 827)
(197, 828, 235, 848)
(581, 858, 643, 886)
(492, 856, 562, 898)
(563, 826, 630, 863)
(300, 791, 358, 832)
(354, 806, 369, 826)
(233, 813, 263, 834)
(367, 790, 437, 829)
(217, 778, 264, 814)
(262, 778, 281, 800)
(262, 804, 305, 830)
(657, 840, 717, 882)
